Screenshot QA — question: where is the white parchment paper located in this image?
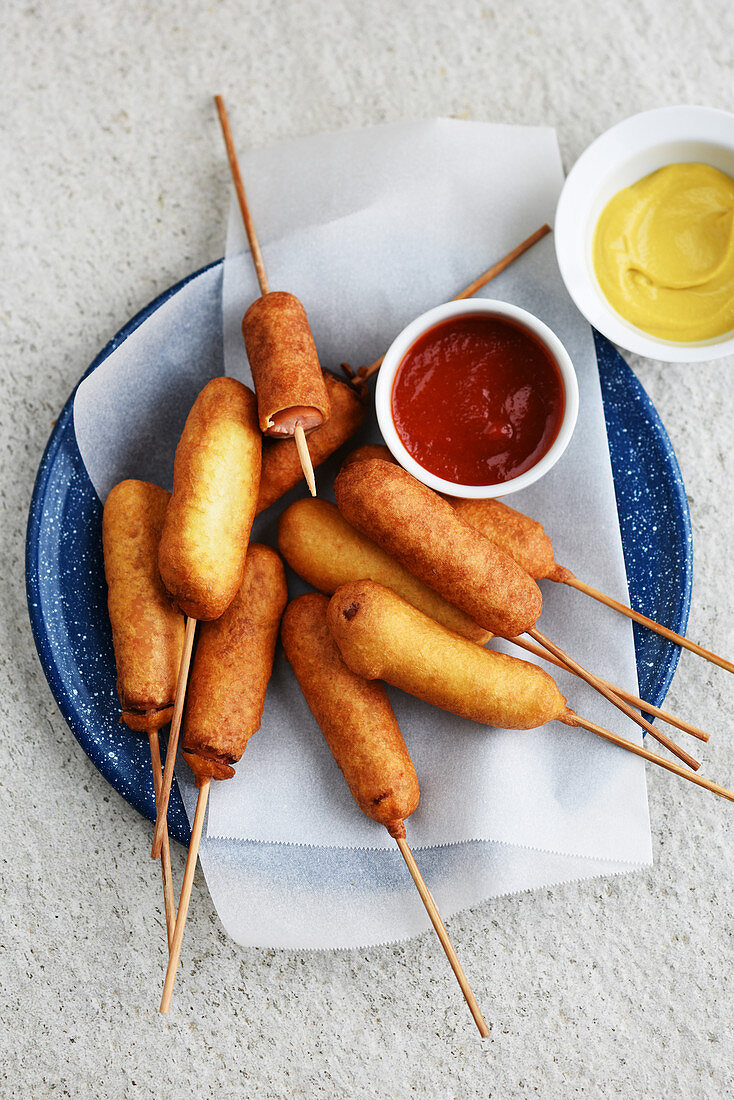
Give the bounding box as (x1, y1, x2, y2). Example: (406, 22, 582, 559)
(74, 120, 652, 948)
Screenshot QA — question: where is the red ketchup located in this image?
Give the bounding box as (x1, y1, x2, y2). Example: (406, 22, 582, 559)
(391, 313, 565, 486)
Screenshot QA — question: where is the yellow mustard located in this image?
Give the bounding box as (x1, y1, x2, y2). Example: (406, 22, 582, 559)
(593, 163, 734, 341)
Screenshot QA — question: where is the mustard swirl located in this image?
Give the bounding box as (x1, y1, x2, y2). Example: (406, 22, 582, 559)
(593, 163, 734, 342)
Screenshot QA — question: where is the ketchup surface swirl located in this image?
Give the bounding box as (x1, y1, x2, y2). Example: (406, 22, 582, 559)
(391, 314, 565, 487)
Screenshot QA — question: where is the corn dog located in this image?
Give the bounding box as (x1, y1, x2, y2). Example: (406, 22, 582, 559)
(158, 377, 262, 620)
(103, 479, 185, 731)
(103, 478, 184, 947)
(326, 582, 734, 808)
(328, 580, 567, 729)
(256, 372, 366, 514)
(182, 544, 287, 785)
(243, 292, 330, 437)
(278, 498, 490, 644)
(340, 448, 558, 580)
(281, 593, 419, 837)
(334, 459, 543, 638)
(283, 592, 488, 1035)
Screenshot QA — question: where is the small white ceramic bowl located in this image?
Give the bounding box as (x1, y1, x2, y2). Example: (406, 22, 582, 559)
(375, 298, 579, 500)
(555, 105, 734, 361)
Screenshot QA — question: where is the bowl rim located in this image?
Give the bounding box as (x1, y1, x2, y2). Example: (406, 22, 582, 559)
(374, 297, 579, 499)
(555, 104, 734, 362)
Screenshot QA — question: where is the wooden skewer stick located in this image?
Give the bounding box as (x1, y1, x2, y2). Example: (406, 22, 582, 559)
(214, 93, 317, 497)
(528, 628, 701, 771)
(214, 94, 269, 296)
(559, 572, 734, 677)
(359, 223, 552, 383)
(395, 834, 489, 1038)
(160, 778, 211, 1014)
(148, 731, 177, 949)
(510, 635, 710, 744)
(357, 354, 384, 384)
(152, 615, 197, 860)
(294, 424, 317, 496)
(564, 712, 734, 804)
(453, 223, 552, 300)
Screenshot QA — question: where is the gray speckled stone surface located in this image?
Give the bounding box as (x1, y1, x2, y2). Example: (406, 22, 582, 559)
(2, 1, 734, 1096)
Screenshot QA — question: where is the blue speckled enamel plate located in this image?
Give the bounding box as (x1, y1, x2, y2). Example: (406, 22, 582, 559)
(25, 264, 693, 846)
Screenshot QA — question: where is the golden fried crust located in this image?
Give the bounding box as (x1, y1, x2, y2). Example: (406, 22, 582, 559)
(334, 460, 542, 639)
(242, 292, 330, 435)
(102, 480, 185, 733)
(256, 372, 366, 514)
(158, 377, 262, 620)
(340, 444, 393, 471)
(452, 499, 558, 581)
(341, 450, 559, 582)
(327, 581, 566, 730)
(182, 544, 287, 783)
(278, 498, 490, 644)
(281, 593, 419, 837)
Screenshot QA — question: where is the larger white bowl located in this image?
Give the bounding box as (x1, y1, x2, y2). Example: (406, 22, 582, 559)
(375, 298, 579, 500)
(555, 105, 734, 361)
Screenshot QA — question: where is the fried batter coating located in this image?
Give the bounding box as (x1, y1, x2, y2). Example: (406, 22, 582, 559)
(182, 544, 287, 783)
(243, 292, 330, 436)
(158, 377, 261, 620)
(340, 447, 564, 583)
(282, 593, 419, 838)
(327, 580, 567, 730)
(103, 479, 185, 732)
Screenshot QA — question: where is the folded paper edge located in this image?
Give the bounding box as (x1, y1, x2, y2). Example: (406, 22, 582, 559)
(209, 857, 652, 954)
